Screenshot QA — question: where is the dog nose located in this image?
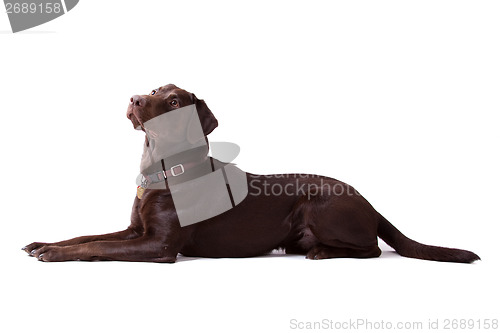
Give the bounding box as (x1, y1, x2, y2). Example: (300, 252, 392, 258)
(130, 95, 146, 107)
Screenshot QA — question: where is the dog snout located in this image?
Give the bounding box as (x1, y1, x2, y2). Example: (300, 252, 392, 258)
(130, 95, 147, 107)
(126, 108, 134, 120)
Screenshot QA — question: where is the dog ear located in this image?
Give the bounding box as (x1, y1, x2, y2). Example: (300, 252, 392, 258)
(192, 93, 218, 136)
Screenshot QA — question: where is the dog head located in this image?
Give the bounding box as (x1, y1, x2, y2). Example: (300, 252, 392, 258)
(126, 84, 218, 139)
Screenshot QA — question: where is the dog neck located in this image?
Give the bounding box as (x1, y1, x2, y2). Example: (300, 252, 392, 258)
(138, 138, 213, 189)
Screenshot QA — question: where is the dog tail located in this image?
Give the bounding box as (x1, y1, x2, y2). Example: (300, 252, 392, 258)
(377, 214, 480, 263)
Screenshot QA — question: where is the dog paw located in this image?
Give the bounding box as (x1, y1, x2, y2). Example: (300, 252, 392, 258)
(152, 255, 178, 263)
(23, 242, 49, 256)
(32, 246, 61, 262)
(306, 246, 333, 260)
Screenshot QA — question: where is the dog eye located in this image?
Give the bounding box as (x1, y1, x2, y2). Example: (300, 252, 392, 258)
(150, 89, 157, 96)
(170, 100, 178, 106)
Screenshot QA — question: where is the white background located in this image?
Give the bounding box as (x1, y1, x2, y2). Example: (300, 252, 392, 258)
(1, 1, 499, 332)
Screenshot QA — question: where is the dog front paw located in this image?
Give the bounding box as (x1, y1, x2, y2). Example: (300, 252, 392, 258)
(32, 245, 64, 262)
(22, 242, 49, 256)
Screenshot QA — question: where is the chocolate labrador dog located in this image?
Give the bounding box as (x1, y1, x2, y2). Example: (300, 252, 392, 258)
(24, 84, 480, 263)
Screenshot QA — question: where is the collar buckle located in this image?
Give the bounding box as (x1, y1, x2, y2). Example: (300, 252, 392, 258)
(167, 164, 185, 177)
